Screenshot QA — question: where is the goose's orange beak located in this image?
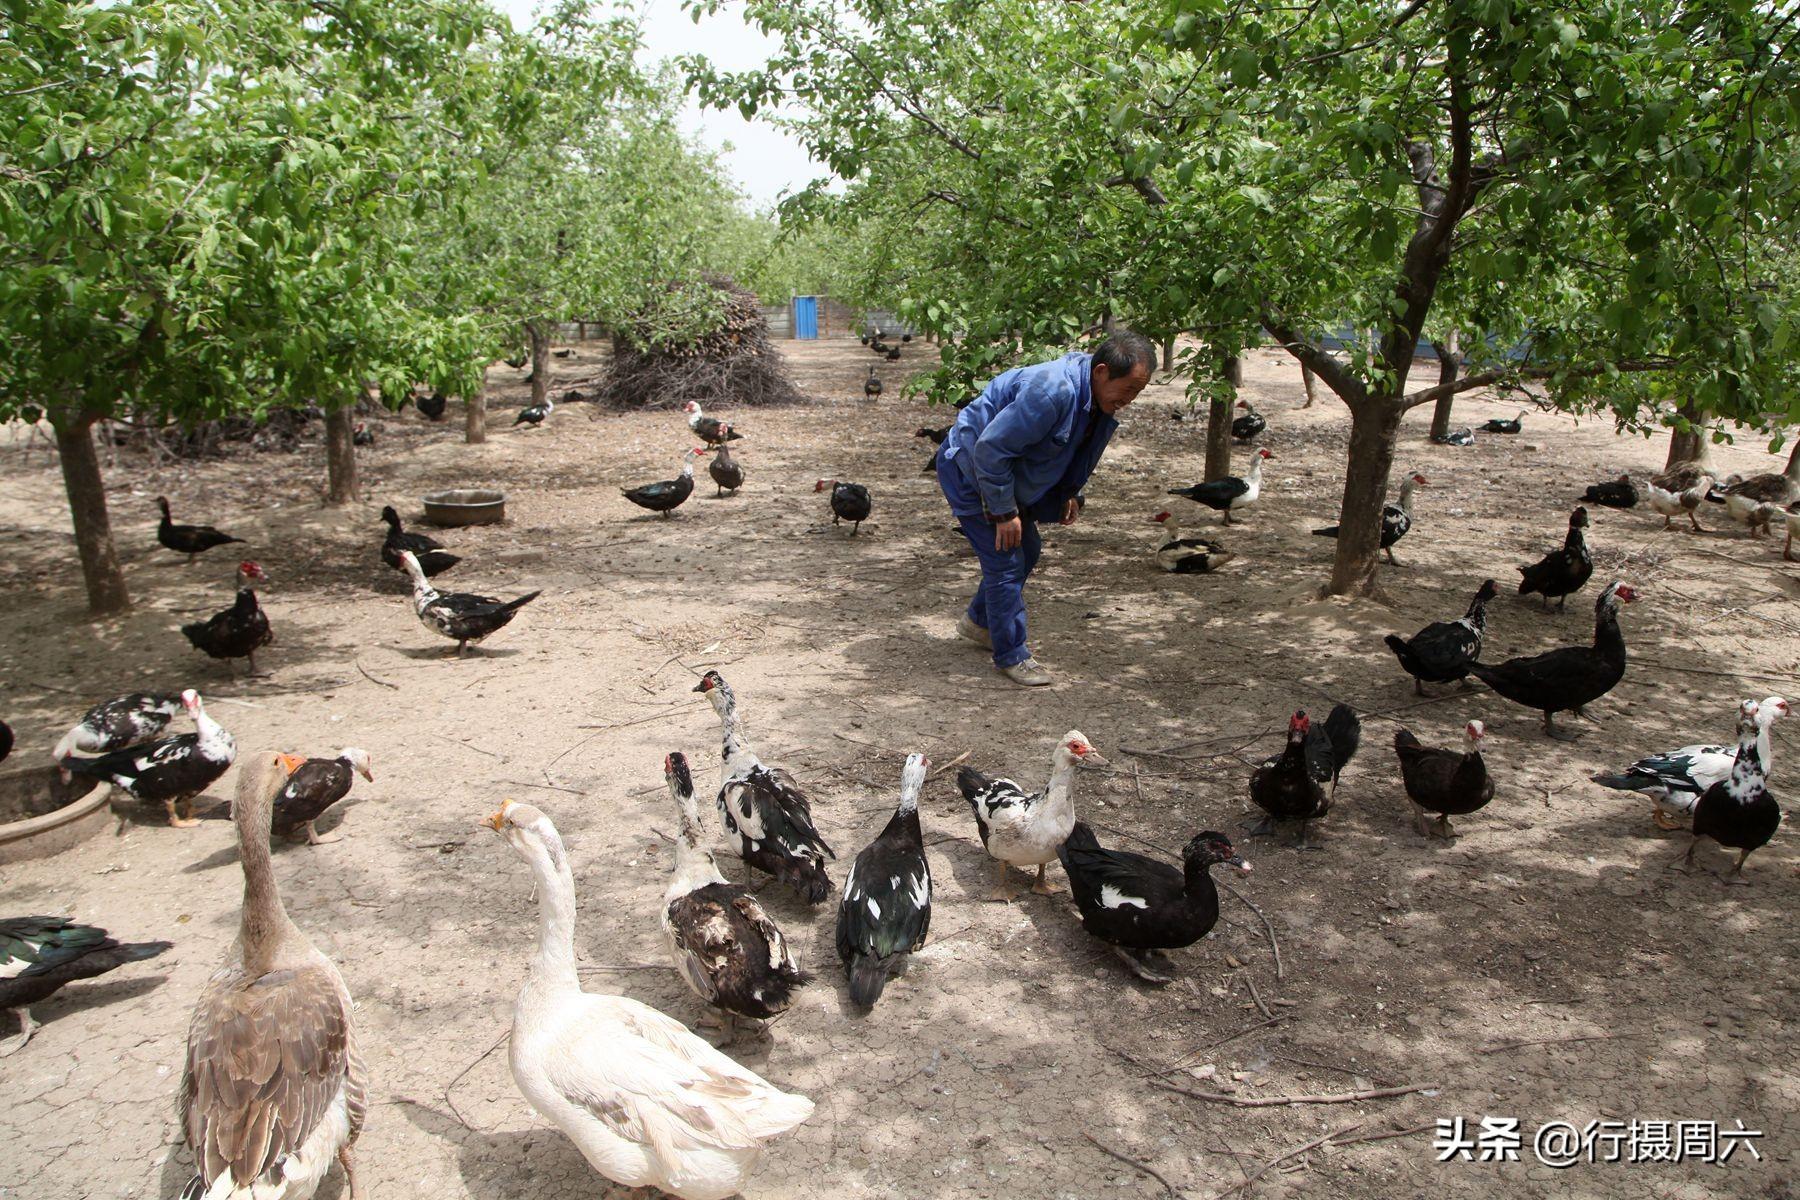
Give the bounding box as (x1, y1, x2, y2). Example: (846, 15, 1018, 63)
(275, 753, 306, 775)
(481, 799, 514, 832)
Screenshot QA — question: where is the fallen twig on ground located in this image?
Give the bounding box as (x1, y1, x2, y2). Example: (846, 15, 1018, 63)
(1152, 1080, 1439, 1108)
(1082, 1132, 1181, 1198)
(355, 659, 399, 690)
(1479, 1032, 1614, 1055)
(1214, 1123, 1363, 1199)
(444, 1027, 511, 1133)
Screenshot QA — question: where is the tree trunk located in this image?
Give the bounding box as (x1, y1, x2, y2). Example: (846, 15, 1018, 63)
(528, 321, 551, 410)
(1327, 400, 1404, 596)
(465, 365, 488, 444)
(1427, 330, 1463, 442)
(1665, 400, 1710, 469)
(1300, 362, 1318, 408)
(324, 407, 358, 505)
(1161, 334, 1176, 375)
(54, 414, 130, 615)
(1203, 356, 1242, 482)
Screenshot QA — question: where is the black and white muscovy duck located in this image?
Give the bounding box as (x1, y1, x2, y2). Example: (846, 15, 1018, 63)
(1395, 721, 1494, 839)
(413, 388, 448, 421)
(1148, 511, 1234, 574)
(836, 753, 932, 1009)
(380, 505, 458, 577)
(52, 692, 183, 760)
(1469, 580, 1634, 740)
(1058, 823, 1248, 985)
(181, 561, 274, 676)
(1481, 408, 1526, 434)
(560, 389, 586, 403)
(683, 401, 743, 446)
(863, 367, 883, 399)
(1646, 462, 1713, 532)
(1517, 506, 1593, 610)
(1384, 579, 1498, 695)
(1248, 705, 1361, 843)
(60, 688, 234, 826)
(513, 398, 553, 428)
(661, 751, 808, 1040)
(553, 347, 575, 359)
(1230, 399, 1265, 441)
(958, 731, 1108, 901)
(816, 479, 872, 534)
(0, 917, 171, 1056)
(1168, 447, 1271, 525)
(622, 448, 705, 518)
(271, 748, 373, 844)
(1432, 427, 1475, 446)
(885, 345, 901, 362)
(1592, 695, 1789, 829)
(156, 497, 245, 564)
(1675, 699, 1782, 880)
(503, 351, 528, 369)
(694, 671, 836, 903)
(1313, 472, 1428, 565)
(708, 442, 745, 497)
(398, 550, 540, 656)
(1582, 474, 1637, 509)
(352, 422, 374, 448)
(1716, 472, 1797, 535)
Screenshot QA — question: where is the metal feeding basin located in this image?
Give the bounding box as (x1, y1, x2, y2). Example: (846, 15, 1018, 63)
(422, 489, 507, 527)
(0, 765, 106, 865)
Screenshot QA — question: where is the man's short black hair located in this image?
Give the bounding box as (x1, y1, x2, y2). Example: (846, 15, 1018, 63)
(1092, 329, 1155, 378)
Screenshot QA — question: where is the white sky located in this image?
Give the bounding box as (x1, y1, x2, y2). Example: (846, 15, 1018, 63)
(494, 0, 826, 210)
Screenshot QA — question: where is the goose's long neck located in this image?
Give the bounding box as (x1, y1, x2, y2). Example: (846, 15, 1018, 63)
(669, 799, 725, 896)
(1041, 752, 1079, 822)
(525, 836, 579, 986)
(236, 786, 298, 977)
(717, 693, 754, 768)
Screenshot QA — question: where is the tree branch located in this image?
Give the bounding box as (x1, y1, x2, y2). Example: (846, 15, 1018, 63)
(1399, 358, 1684, 410)
(1261, 311, 1368, 406)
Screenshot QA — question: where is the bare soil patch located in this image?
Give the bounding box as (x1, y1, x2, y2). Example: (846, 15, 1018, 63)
(0, 339, 1793, 1199)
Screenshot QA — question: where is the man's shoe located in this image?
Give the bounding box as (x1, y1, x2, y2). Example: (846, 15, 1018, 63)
(1000, 657, 1052, 687)
(956, 614, 993, 649)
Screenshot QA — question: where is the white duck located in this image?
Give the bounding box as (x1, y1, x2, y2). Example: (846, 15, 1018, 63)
(1591, 695, 1789, 828)
(956, 731, 1108, 901)
(1645, 471, 1713, 532)
(484, 799, 813, 1200)
(180, 752, 367, 1200)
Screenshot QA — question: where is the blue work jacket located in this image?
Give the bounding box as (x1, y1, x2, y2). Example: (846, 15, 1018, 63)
(940, 352, 1117, 520)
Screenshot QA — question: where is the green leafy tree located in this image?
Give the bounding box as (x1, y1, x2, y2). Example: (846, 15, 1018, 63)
(692, 0, 1800, 595)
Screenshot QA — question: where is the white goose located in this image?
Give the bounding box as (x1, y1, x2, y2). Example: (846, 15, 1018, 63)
(180, 752, 367, 1200)
(483, 799, 813, 1200)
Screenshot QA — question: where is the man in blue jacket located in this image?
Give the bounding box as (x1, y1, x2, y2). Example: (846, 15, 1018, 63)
(937, 330, 1155, 685)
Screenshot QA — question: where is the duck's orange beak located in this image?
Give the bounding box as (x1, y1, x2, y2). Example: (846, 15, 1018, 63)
(481, 799, 513, 832)
(275, 753, 306, 775)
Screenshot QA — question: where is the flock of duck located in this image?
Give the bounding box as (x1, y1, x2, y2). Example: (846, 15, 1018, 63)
(1, 374, 1791, 1200)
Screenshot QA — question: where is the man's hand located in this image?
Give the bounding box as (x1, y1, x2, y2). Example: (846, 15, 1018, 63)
(994, 516, 1023, 551)
(1060, 498, 1080, 526)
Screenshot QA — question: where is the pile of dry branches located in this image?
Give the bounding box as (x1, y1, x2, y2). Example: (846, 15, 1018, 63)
(597, 276, 803, 410)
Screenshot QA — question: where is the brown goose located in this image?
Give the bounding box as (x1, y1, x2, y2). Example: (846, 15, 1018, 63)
(179, 752, 368, 1200)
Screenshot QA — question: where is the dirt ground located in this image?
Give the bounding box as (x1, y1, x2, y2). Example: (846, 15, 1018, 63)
(0, 337, 1795, 1200)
